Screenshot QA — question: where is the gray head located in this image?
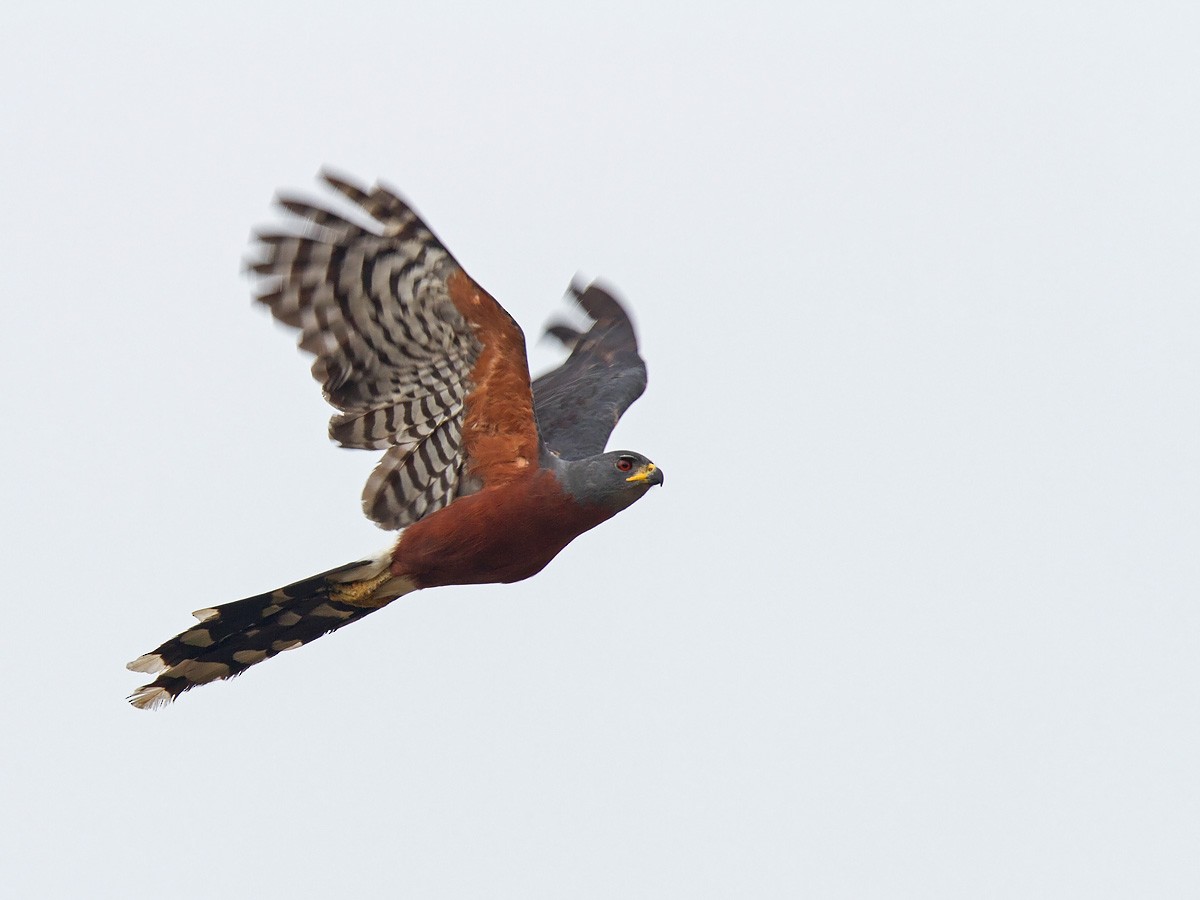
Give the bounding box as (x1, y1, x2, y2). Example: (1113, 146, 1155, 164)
(551, 450, 664, 513)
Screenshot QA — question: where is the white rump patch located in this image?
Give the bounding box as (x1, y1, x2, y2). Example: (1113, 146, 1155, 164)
(328, 548, 397, 584)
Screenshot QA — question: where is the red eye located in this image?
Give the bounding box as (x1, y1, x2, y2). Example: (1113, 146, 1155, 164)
(616, 458, 634, 472)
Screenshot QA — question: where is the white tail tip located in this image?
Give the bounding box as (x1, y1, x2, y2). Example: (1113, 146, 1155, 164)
(127, 685, 173, 711)
(126, 653, 166, 675)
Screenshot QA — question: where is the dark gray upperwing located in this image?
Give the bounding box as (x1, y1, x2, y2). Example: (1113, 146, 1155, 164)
(532, 280, 647, 460)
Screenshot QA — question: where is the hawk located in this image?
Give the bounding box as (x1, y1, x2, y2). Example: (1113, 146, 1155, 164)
(126, 171, 662, 709)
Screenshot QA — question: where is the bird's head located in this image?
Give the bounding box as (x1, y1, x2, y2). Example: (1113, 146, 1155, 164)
(557, 450, 663, 513)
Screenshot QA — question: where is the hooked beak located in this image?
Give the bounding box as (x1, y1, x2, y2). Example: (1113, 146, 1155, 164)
(625, 462, 664, 486)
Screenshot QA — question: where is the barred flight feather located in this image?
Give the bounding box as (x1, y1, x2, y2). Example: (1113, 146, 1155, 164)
(249, 172, 484, 529)
(363, 415, 466, 529)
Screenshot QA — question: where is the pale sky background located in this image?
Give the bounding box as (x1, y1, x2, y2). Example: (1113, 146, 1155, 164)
(2, 3, 1197, 897)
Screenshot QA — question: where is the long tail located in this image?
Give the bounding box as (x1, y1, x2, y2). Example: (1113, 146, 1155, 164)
(126, 556, 415, 710)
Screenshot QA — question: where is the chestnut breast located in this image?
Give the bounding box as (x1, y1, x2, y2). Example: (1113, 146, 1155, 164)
(391, 468, 614, 588)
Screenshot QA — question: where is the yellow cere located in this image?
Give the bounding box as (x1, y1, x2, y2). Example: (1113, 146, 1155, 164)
(625, 462, 657, 483)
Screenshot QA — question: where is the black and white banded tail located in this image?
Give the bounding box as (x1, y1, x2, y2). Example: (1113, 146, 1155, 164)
(126, 557, 413, 709)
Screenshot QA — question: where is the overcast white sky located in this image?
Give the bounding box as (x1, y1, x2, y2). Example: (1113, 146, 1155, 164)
(2, 2, 1198, 897)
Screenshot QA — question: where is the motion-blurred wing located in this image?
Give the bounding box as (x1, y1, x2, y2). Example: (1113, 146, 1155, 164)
(248, 171, 539, 529)
(532, 280, 647, 460)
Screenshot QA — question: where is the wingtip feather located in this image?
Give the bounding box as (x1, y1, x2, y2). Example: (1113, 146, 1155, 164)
(319, 167, 369, 203)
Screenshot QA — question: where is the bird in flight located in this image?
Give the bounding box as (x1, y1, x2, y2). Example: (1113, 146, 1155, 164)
(127, 171, 662, 709)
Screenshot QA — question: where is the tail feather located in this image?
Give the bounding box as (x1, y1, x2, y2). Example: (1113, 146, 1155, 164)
(127, 558, 413, 709)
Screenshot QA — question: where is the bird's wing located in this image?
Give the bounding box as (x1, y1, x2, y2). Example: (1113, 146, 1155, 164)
(531, 280, 647, 460)
(248, 171, 539, 530)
